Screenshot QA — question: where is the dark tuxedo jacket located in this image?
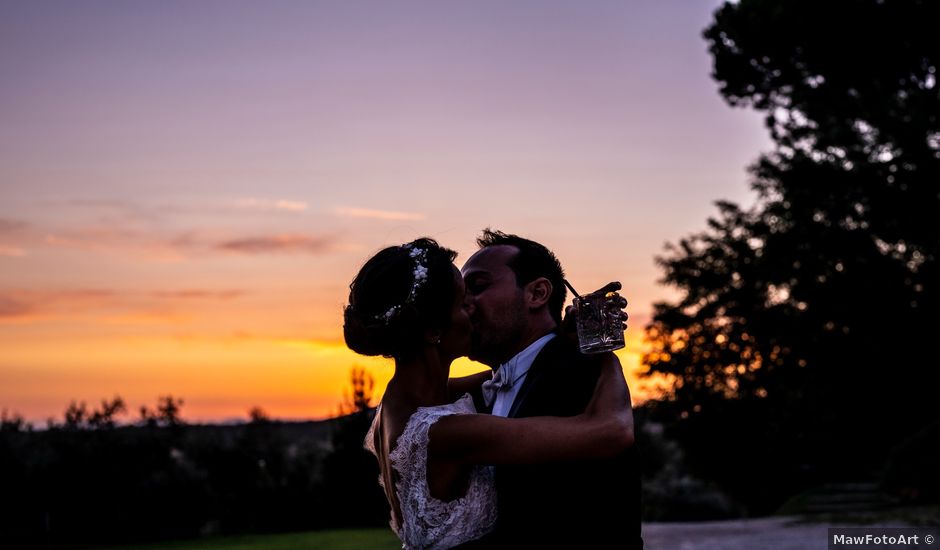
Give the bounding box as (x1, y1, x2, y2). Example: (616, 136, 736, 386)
(463, 334, 643, 549)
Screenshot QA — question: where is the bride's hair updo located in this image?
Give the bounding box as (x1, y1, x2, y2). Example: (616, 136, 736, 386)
(344, 238, 459, 359)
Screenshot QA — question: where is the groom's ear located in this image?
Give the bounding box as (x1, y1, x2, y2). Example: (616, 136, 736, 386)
(525, 277, 552, 310)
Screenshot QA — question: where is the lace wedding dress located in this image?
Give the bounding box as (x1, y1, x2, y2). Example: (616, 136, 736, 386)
(364, 394, 498, 549)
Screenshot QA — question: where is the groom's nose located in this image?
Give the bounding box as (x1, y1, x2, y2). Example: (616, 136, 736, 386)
(462, 294, 475, 316)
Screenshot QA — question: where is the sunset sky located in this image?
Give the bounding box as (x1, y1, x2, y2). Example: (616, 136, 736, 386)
(0, 1, 770, 424)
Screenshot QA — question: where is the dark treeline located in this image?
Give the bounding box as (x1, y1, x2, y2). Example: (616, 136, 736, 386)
(641, 0, 940, 517)
(0, 393, 387, 548)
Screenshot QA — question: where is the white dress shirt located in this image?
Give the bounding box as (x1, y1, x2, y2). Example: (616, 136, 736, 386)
(490, 332, 556, 417)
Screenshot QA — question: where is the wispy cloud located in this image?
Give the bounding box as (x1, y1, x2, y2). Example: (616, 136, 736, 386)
(4, 202, 339, 260)
(41, 225, 339, 259)
(233, 198, 308, 212)
(0, 219, 30, 257)
(334, 207, 425, 221)
(0, 289, 114, 321)
(0, 219, 29, 234)
(215, 234, 335, 255)
(150, 290, 246, 300)
(52, 198, 170, 225)
(38, 228, 338, 259)
(41, 226, 188, 262)
(0, 245, 26, 257)
(0, 295, 34, 318)
(0, 287, 250, 325)
(44, 227, 144, 247)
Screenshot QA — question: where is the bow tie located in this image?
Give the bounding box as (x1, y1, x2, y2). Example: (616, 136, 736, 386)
(481, 361, 518, 408)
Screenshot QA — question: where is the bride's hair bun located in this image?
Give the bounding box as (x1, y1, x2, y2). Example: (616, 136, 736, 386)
(344, 238, 457, 359)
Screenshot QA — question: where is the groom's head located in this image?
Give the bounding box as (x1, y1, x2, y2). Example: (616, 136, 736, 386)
(461, 229, 566, 367)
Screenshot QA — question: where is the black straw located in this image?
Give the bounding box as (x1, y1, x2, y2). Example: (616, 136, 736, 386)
(563, 279, 581, 299)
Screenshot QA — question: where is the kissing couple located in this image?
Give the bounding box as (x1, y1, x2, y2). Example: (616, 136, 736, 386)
(344, 229, 643, 549)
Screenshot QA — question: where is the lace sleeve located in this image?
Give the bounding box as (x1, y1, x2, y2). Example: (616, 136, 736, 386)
(389, 399, 497, 550)
(390, 406, 455, 548)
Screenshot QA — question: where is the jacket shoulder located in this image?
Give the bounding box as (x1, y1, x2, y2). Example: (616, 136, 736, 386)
(511, 336, 600, 417)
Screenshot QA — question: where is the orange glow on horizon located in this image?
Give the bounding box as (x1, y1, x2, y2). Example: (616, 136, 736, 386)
(1, 316, 654, 425)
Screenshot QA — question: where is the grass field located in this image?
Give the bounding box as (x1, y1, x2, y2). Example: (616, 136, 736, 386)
(96, 529, 401, 550)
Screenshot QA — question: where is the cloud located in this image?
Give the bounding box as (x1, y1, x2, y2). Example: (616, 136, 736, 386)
(0, 219, 30, 257)
(150, 290, 246, 300)
(215, 234, 335, 255)
(0, 289, 113, 321)
(41, 226, 339, 259)
(36, 289, 116, 301)
(334, 207, 425, 221)
(0, 295, 34, 318)
(0, 288, 246, 322)
(4, 201, 339, 260)
(44, 227, 142, 247)
(0, 245, 26, 257)
(232, 198, 308, 212)
(52, 198, 170, 225)
(41, 226, 190, 261)
(0, 219, 29, 234)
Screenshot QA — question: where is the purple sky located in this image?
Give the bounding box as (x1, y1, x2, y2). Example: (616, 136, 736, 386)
(0, 0, 773, 421)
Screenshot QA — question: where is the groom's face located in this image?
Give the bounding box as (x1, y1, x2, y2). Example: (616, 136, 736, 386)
(461, 245, 528, 368)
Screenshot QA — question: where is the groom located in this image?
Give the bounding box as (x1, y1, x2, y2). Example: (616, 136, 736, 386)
(457, 229, 643, 549)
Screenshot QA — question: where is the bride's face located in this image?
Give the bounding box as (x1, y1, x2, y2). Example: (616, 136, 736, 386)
(438, 265, 473, 360)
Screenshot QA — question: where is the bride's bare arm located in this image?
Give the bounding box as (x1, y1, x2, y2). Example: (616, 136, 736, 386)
(446, 370, 493, 401)
(429, 353, 634, 466)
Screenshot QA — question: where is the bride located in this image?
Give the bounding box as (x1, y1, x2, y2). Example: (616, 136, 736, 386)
(343, 238, 633, 549)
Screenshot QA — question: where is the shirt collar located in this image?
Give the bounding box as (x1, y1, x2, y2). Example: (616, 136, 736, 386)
(498, 332, 556, 386)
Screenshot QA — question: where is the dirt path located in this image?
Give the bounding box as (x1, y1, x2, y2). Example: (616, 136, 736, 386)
(641, 517, 899, 550)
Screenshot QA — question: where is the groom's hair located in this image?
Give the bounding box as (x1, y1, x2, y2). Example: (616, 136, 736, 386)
(476, 229, 566, 326)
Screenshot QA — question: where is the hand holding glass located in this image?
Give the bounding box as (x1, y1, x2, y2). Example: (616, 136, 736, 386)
(565, 280, 627, 354)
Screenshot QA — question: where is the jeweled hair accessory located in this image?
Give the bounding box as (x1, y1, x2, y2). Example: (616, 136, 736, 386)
(375, 243, 430, 323)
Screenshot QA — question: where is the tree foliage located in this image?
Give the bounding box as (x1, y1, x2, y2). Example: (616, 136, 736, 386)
(338, 366, 375, 416)
(61, 396, 127, 430)
(643, 0, 940, 510)
(0, 409, 27, 433)
(140, 395, 186, 428)
(0, 390, 386, 547)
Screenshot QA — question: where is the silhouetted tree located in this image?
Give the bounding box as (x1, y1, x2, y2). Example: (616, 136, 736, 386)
(338, 366, 375, 415)
(60, 396, 127, 430)
(63, 400, 89, 430)
(156, 395, 185, 426)
(248, 406, 270, 424)
(89, 396, 127, 429)
(140, 395, 186, 428)
(643, 0, 940, 512)
(318, 367, 386, 528)
(0, 409, 27, 433)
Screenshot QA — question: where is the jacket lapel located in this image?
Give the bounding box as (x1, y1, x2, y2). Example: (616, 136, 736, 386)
(507, 334, 561, 418)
